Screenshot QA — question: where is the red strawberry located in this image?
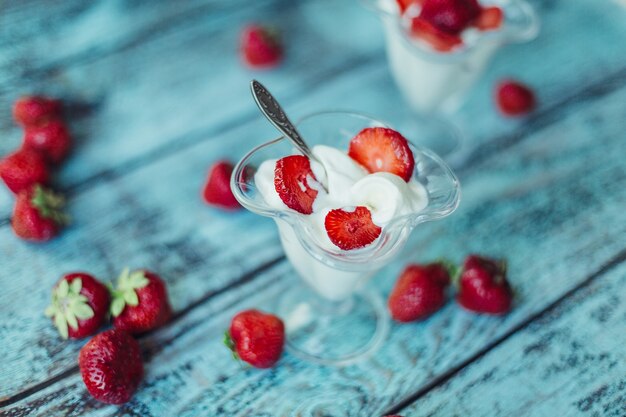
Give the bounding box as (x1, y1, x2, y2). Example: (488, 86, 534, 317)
(45, 273, 110, 339)
(13, 95, 62, 127)
(225, 309, 285, 368)
(203, 160, 241, 210)
(11, 184, 68, 241)
(348, 127, 415, 182)
(0, 148, 50, 194)
(396, 0, 423, 13)
(110, 268, 172, 334)
(79, 329, 143, 404)
(240, 24, 283, 68)
(457, 255, 513, 314)
(388, 263, 451, 322)
(274, 155, 319, 214)
(419, 0, 481, 34)
(410, 17, 464, 51)
(495, 80, 536, 116)
(324, 206, 382, 251)
(475, 6, 504, 31)
(23, 119, 72, 164)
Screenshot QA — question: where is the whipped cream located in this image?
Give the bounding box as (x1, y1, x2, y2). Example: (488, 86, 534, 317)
(255, 145, 428, 300)
(255, 145, 427, 250)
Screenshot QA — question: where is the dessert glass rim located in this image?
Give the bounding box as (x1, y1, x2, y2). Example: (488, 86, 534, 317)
(231, 110, 461, 269)
(361, 0, 540, 63)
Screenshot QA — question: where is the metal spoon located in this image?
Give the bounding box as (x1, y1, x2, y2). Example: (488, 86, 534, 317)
(250, 80, 328, 190)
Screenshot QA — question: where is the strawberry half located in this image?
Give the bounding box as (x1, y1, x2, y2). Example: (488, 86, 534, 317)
(274, 155, 319, 214)
(388, 263, 451, 322)
(324, 206, 382, 251)
(79, 329, 143, 404)
(13, 95, 62, 127)
(110, 268, 172, 334)
(45, 273, 110, 339)
(23, 119, 72, 164)
(456, 254, 513, 314)
(348, 127, 415, 182)
(495, 79, 536, 117)
(419, 0, 481, 35)
(410, 17, 464, 52)
(203, 160, 241, 210)
(475, 6, 504, 31)
(240, 24, 283, 69)
(225, 309, 285, 368)
(11, 184, 69, 241)
(0, 148, 50, 194)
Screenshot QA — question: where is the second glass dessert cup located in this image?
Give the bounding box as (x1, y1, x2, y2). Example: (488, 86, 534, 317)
(231, 111, 460, 365)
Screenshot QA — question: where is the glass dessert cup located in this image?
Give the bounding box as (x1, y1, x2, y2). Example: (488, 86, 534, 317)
(364, 0, 540, 115)
(231, 111, 460, 365)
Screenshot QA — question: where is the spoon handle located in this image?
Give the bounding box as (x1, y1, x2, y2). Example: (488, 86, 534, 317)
(250, 80, 315, 160)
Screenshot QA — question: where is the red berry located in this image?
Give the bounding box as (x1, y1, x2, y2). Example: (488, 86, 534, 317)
(410, 17, 464, 52)
(457, 255, 513, 314)
(274, 155, 319, 214)
(11, 184, 68, 242)
(475, 6, 504, 31)
(13, 95, 62, 127)
(111, 269, 172, 334)
(79, 329, 143, 404)
(388, 263, 451, 322)
(226, 309, 285, 368)
(495, 80, 536, 116)
(348, 127, 415, 182)
(324, 206, 382, 251)
(0, 148, 50, 194)
(203, 160, 241, 210)
(23, 120, 72, 164)
(240, 25, 283, 68)
(396, 0, 423, 13)
(45, 273, 110, 339)
(419, 0, 481, 34)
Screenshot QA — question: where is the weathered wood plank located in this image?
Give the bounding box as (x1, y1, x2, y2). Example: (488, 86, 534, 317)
(1, 0, 625, 221)
(394, 262, 626, 417)
(3, 75, 625, 415)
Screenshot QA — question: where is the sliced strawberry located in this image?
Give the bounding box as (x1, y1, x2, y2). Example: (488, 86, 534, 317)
(410, 17, 464, 52)
(324, 206, 382, 251)
(274, 155, 318, 214)
(348, 127, 415, 182)
(396, 0, 425, 13)
(475, 6, 504, 31)
(419, 0, 481, 34)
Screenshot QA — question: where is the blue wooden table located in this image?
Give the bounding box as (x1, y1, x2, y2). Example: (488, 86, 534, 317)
(1, 0, 625, 416)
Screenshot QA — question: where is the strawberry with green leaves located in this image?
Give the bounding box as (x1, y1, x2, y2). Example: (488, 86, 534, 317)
(45, 273, 110, 339)
(11, 184, 69, 241)
(224, 309, 285, 368)
(110, 268, 172, 334)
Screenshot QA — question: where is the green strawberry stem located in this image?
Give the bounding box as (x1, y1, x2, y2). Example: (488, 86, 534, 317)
(223, 330, 239, 361)
(436, 258, 461, 287)
(109, 268, 149, 317)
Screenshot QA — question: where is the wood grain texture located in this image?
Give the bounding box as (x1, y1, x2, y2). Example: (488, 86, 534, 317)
(3, 75, 625, 415)
(395, 262, 626, 417)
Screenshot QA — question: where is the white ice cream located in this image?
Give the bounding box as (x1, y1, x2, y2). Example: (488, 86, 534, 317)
(255, 145, 428, 300)
(379, 0, 502, 113)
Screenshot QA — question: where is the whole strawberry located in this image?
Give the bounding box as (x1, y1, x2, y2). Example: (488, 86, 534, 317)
(240, 24, 283, 68)
(13, 95, 62, 127)
(24, 119, 72, 164)
(110, 268, 172, 334)
(45, 273, 110, 339)
(388, 263, 451, 322)
(457, 255, 513, 314)
(11, 184, 69, 241)
(79, 329, 143, 404)
(495, 80, 536, 116)
(225, 309, 285, 368)
(203, 160, 241, 210)
(0, 148, 49, 194)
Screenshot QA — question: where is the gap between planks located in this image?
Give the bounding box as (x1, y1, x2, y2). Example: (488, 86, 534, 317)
(382, 247, 626, 416)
